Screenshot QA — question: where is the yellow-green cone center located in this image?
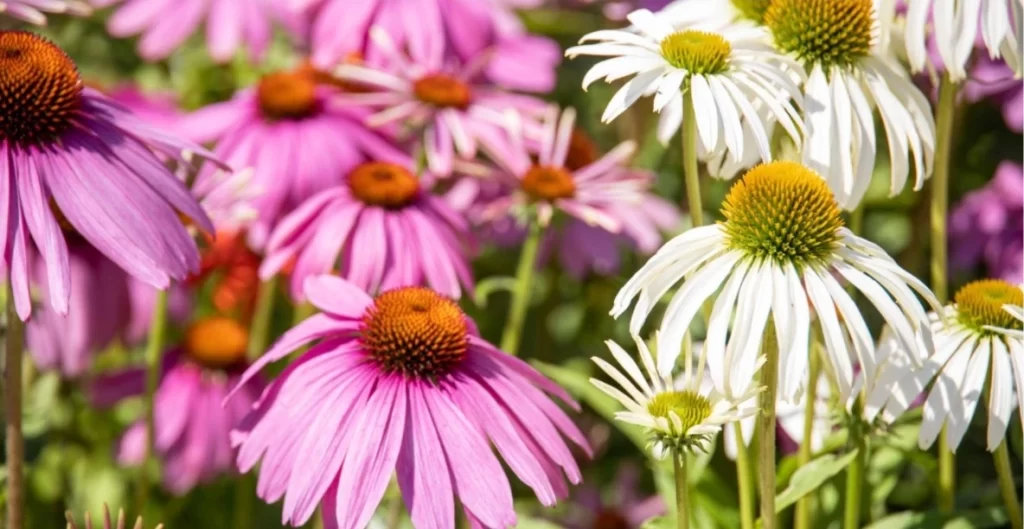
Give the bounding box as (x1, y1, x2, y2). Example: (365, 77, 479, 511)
(954, 280, 1024, 333)
(722, 161, 843, 269)
(659, 30, 731, 75)
(731, 0, 771, 24)
(765, 0, 874, 68)
(647, 390, 713, 433)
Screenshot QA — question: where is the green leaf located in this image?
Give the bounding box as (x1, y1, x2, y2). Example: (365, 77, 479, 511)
(472, 277, 519, 307)
(774, 450, 860, 513)
(641, 516, 675, 529)
(864, 506, 1009, 529)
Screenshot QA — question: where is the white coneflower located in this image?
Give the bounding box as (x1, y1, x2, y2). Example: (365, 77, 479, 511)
(592, 335, 760, 459)
(763, 0, 937, 210)
(848, 327, 927, 425)
(612, 161, 942, 402)
(885, 280, 1024, 452)
(565, 8, 803, 159)
(658, 0, 773, 30)
(904, 0, 1023, 80)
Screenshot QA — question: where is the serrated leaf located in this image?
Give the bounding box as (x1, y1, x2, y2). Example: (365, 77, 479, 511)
(864, 506, 1009, 529)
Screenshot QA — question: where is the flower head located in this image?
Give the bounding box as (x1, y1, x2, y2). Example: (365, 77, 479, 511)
(94, 317, 264, 494)
(230, 275, 589, 528)
(258, 153, 474, 301)
(904, 0, 1023, 81)
(613, 162, 941, 403)
(566, 9, 803, 160)
(592, 335, 759, 458)
(950, 161, 1023, 284)
(0, 31, 215, 320)
(763, 0, 937, 210)
(0, 0, 89, 25)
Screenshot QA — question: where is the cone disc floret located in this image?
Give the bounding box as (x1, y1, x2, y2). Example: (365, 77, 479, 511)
(346, 161, 421, 208)
(647, 390, 713, 434)
(257, 69, 319, 120)
(722, 161, 843, 269)
(659, 30, 731, 75)
(413, 73, 472, 109)
(954, 280, 1024, 334)
(183, 317, 249, 370)
(0, 31, 82, 146)
(522, 165, 577, 202)
(361, 287, 469, 379)
(764, 0, 874, 68)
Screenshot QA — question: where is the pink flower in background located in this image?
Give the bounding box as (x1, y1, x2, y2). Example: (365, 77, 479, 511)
(26, 240, 130, 378)
(124, 277, 192, 346)
(0, 32, 214, 320)
(90, 0, 277, 62)
(94, 317, 264, 494)
(962, 53, 1024, 133)
(0, 0, 90, 25)
(229, 276, 590, 528)
(950, 161, 1024, 284)
(180, 65, 397, 248)
(559, 465, 665, 529)
(334, 29, 549, 176)
(259, 153, 474, 301)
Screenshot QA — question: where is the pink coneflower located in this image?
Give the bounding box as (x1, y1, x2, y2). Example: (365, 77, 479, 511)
(477, 107, 649, 234)
(259, 155, 473, 301)
(0, 32, 214, 320)
(94, 317, 264, 494)
(180, 64, 397, 248)
(0, 0, 89, 25)
(560, 464, 665, 529)
(89, 0, 276, 62)
(333, 28, 549, 176)
(230, 276, 590, 528)
(26, 239, 130, 378)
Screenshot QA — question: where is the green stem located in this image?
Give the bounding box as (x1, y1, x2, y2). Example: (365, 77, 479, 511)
(138, 289, 170, 511)
(247, 276, 278, 360)
(499, 218, 542, 355)
(993, 440, 1023, 529)
(794, 347, 821, 529)
(5, 290, 25, 529)
(682, 89, 704, 228)
(674, 450, 690, 529)
(233, 474, 252, 529)
(848, 205, 865, 236)
(734, 422, 755, 529)
(758, 326, 779, 529)
(931, 76, 958, 513)
(843, 414, 867, 529)
(293, 301, 317, 326)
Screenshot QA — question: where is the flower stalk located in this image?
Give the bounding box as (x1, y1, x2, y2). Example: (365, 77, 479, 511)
(794, 346, 821, 529)
(139, 289, 170, 509)
(843, 401, 868, 529)
(734, 422, 755, 529)
(5, 289, 25, 529)
(682, 89, 704, 228)
(500, 216, 542, 355)
(674, 450, 690, 529)
(758, 325, 779, 529)
(247, 276, 278, 359)
(993, 440, 1023, 529)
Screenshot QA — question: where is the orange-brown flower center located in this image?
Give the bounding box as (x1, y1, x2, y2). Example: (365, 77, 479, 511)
(593, 509, 631, 529)
(565, 128, 600, 171)
(361, 287, 469, 378)
(346, 161, 420, 208)
(190, 231, 261, 316)
(0, 31, 82, 146)
(412, 73, 472, 109)
(182, 317, 249, 370)
(257, 69, 319, 120)
(521, 165, 577, 202)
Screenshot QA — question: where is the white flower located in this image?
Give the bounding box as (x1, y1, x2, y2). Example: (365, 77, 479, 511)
(763, 0, 937, 210)
(658, 0, 772, 31)
(885, 280, 1024, 452)
(904, 0, 1024, 80)
(612, 161, 942, 404)
(592, 335, 760, 458)
(848, 327, 928, 425)
(565, 9, 803, 161)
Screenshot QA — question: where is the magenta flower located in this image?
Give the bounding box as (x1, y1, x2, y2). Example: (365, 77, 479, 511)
(105, 85, 182, 132)
(180, 65, 397, 247)
(560, 464, 665, 529)
(230, 276, 590, 528)
(90, 0, 277, 62)
(333, 29, 549, 176)
(94, 317, 264, 494)
(259, 154, 473, 301)
(26, 240, 130, 378)
(124, 276, 192, 346)
(950, 161, 1023, 283)
(0, 32, 214, 320)
(0, 0, 89, 25)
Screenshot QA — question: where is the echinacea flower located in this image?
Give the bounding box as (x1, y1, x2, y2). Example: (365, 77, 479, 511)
(189, 230, 261, 317)
(885, 280, 1024, 452)
(950, 161, 1023, 284)
(333, 28, 548, 177)
(27, 239, 131, 378)
(258, 155, 474, 301)
(763, 0, 937, 210)
(89, 0, 276, 62)
(657, 0, 772, 30)
(592, 335, 760, 458)
(0, 0, 89, 26)
(94, 317, 264, 494)
(230, 276, 590, 528)
(559, 464, 666, 529)
(66, 506, 161, 529)
(613, 161, 942, 403)
(180, 64, 396, 247)
(904, 0, 1023, 80)
(565, 9, 803, 154)
(0, 31, 215, 320)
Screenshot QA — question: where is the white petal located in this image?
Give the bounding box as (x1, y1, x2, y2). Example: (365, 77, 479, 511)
(690, 75, 721, 154)
(627, 8, 674, 41)
(707, 75, 745, 163)
(805, 268, 854, 400)
(606, 340, 654, 396)
(706, 259, 751, 396)
(987, 338, 1014, 450)
(947, 339, 991, 449)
